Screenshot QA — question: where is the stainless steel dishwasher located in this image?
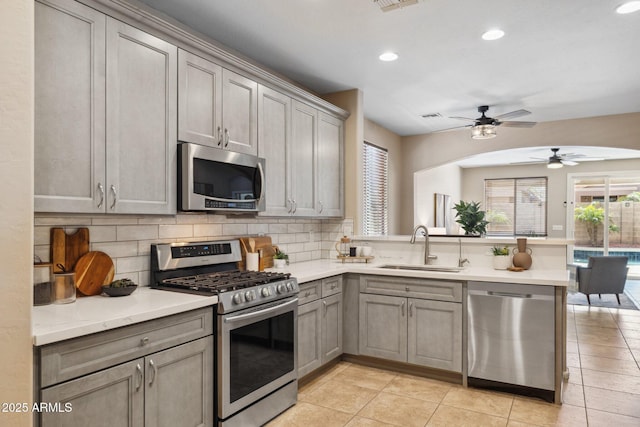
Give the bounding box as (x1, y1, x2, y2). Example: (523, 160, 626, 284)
(467, 281, 555, 401)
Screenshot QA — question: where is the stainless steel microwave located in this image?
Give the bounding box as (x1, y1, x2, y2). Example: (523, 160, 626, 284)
(179, 142, 265, 212)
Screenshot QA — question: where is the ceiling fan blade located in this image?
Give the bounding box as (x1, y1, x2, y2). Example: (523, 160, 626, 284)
(561, 160, 578, 166)
(576, 157, 605, 162)
(509, 160, 545, 165)
(498, 121, 537, 128)
(433, 124, 472, 133)
(448, 116, 476, 122)
(493, 109, 531, 120)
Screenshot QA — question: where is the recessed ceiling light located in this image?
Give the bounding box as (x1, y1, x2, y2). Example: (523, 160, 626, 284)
(616, 1, 640, 14)
(481, 29, 505, 41)
(379, 52, 398, 62)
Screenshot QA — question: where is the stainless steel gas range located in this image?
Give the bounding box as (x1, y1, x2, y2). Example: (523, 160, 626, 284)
(150, 239, 299, 427)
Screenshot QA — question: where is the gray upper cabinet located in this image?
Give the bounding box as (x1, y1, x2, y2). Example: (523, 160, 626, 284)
(258, 85, 292, 216)
(177, 49, 257, 156)
(317, 112, 344, 217)
(290, 100, 318, 216)
(222, 69, 258, 155)
(106, 18, 177, 214)
(177, 49, 223, 148)
(34, 0, 106, 213)
(35, 0, 177, 215)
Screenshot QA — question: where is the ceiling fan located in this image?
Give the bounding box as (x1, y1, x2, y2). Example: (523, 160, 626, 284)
(439, 105, 537, 139)
(511, 148, 606, 169)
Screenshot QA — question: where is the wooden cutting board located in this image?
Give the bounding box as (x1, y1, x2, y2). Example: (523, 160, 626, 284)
(74, 251, 115, 296)
(238, 236, 275, 270)
(51, 227, 90, 273)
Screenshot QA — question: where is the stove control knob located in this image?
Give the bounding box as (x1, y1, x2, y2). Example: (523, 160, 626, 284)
(261, 287, 271, 297)
(245, 290, 255, 301)
(277, 283, 287, 294)
(286, 282, 294, 291)
(233, 293, 244, 304)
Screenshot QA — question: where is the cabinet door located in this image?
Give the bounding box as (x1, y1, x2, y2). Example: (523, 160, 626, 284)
(297, 300, 322, 377)
(145, 336, 213, 427)
(290, 100, 318, 216)
(317, 112, 344, 217)
(106, 18, 177, 214)
(34, 0, 106, 213)
(358, 294, 407, 362)
(321, 293, 343, 364)
(41, 359, 144, 427)
(222, 69, 258, 155)
(408, 299, 462, 372)
(258, 85, 292, 216)
(177, 49, 223, 147)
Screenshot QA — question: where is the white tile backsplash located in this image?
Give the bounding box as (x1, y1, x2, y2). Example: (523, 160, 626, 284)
(34, 213, 354, 286)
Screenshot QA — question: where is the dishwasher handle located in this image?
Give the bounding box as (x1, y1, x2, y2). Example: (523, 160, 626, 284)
(469, 288, 553, 301)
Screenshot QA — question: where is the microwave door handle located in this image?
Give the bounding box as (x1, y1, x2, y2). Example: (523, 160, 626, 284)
(255, 161, 265, 206)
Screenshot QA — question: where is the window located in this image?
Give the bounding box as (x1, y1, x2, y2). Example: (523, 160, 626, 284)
(363, 142, 388, 235)
(485, 177, 547, 236)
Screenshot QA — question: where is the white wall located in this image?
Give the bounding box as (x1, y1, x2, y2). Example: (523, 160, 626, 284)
(414, 163, 462, 230)
(0, 1, 34, 425)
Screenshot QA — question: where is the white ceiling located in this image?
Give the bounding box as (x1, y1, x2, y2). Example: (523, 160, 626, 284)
(140, 0, 640, 138)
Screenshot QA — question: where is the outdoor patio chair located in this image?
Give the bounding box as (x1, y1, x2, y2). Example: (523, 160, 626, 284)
(576, 256, 629, 304)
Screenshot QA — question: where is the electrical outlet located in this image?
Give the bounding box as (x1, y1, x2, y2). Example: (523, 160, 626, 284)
(552, 225, 563, 231)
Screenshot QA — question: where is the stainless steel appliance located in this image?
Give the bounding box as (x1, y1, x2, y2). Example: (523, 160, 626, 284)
(179, 142, 265, 212)
(150, 240, 298, 426)
(467, 281, 555, 402)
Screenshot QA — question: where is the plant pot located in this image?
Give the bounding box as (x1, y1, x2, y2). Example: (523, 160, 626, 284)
(273, 259, 287, 269)
(492, 255, 512, 270)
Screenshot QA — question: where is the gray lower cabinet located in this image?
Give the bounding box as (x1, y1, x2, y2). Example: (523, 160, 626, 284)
(297, 276, 343, 377)
(35, 0, 177, 214)
(36, 308, 213, 427)
(359, 276, 462, 372)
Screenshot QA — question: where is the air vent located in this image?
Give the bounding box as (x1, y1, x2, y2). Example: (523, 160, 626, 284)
(374, 0, 419, 12)
(421, 113, 442, 119)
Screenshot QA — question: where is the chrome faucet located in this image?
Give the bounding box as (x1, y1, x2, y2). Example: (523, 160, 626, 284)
(410, 225, 437, 265)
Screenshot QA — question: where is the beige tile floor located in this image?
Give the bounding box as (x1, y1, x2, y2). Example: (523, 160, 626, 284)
(268, 305, 640, 427)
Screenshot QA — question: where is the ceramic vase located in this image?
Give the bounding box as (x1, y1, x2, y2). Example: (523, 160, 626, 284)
(512, 238, 533, 269)
(273, 259, 287, 269)
(492, 255, 512, 270)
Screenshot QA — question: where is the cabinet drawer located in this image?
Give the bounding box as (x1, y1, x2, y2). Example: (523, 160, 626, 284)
(39, 307, 213, 387)
(360, 275, 462, 303)
(322, 275, 343, 297)
(298, 280, 322, 304)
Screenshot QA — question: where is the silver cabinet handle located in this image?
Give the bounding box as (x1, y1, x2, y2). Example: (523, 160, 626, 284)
(318, 201, 324, 214)
(110, 185, 117, 210)
(97, 183, 105, 208)
(148, 359, 157, 386)
(224, 128, 230, 148)
(304, 291, 310, 297)
(401, 301, 405, 317)
(292, 200, 297, 214)
(409, 301, 414, 317)
(217, 126, 222, 146)
(323, 300, 327, 316)
(405, 286, 410, 292)
(140, 337, 149, 347)
(135, 363, 143, 391)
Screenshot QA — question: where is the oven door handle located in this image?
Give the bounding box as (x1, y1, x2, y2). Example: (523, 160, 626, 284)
(223, 297, 298, 324)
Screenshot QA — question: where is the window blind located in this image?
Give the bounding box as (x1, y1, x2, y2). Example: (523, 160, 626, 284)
(485, 177, 547, 236)
(363, 142, 388, 235)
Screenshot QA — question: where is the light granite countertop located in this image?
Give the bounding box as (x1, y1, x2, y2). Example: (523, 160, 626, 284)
(33, 259, 570, 346)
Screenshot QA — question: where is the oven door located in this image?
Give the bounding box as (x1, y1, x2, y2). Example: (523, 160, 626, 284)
(217, 296, 297, 420)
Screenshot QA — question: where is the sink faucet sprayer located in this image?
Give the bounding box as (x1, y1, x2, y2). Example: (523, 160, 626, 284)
(410, 225, 437, 265)
(458, 238, 469, 267)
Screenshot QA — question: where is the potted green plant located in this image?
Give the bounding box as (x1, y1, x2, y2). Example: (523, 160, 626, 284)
(453, 200, 489, 236)
(273, 250, 289, 268)
(491, 245, 511, 270)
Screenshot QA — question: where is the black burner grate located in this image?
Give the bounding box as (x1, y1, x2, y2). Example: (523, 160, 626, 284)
(160, 270, 291, 294)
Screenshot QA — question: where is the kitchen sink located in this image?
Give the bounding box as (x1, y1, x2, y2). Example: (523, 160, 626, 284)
(378, 264, 465, 273)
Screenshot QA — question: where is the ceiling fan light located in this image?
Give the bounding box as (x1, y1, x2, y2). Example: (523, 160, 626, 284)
(616, 1, 640, 14)
(471, 124, 497, 139)
(547, 158, 563, 169)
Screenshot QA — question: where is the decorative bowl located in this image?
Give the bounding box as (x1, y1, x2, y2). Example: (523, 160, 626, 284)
(102, 279, 138, 297)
